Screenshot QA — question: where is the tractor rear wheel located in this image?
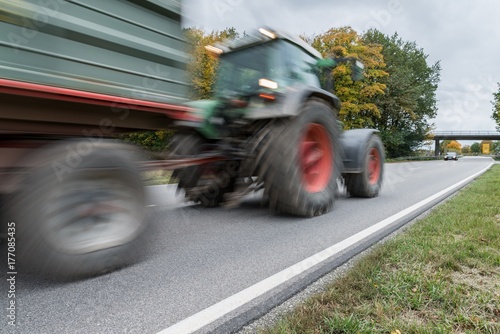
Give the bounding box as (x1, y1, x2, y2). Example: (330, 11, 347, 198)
(345, 134, 384, 198)
(170, 133, 236, 207)
(259, 100, 341, 217)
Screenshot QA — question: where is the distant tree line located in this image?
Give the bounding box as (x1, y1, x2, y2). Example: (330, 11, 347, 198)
(460, 141, 500, 156)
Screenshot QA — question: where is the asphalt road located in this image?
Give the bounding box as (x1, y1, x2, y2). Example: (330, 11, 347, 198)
(1, 157, 494, 334)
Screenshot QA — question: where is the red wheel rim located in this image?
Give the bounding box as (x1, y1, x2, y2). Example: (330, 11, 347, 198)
(368, 147, 381, 185)
(300, 123, 333, 193)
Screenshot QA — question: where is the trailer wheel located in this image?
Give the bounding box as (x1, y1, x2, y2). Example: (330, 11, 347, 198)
(12, 140, 147, 280)
(260, 99, 341, 217)
(345, 134, 384, 198)
(170, 133, 235, 207)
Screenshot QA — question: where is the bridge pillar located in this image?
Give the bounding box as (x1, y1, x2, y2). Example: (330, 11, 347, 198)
(435, 139, 440, 156)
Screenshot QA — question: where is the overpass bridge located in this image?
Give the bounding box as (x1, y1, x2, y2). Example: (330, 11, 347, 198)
(431, 131, 500, 155)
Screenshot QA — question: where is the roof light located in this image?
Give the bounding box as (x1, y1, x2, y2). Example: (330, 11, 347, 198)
(204, 45, 223, 55)
(355, 60, 365, 70)
(258, 28, 276, 39)
(259, 78, 278, 90)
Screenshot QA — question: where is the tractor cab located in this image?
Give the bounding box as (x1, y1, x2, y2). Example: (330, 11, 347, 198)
(192, 28, 341, 139)
(210, 28, 323, 101)
(187, 28, 366, 140)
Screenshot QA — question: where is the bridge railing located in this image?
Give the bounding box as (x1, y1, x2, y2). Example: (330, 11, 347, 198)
(431, 131, 500, 136)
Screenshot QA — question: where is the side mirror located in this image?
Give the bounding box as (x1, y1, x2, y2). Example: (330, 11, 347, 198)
(351, 60, 365, 81)
(316, 58, 365, 81)
(316, 58, 336, 68)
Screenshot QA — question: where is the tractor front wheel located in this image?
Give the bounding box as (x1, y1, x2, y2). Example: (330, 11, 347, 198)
(259, 100, 341, 217)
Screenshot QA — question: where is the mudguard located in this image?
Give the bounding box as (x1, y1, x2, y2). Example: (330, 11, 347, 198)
(247, 84, 341, 119)
(340, 128, 379, 173)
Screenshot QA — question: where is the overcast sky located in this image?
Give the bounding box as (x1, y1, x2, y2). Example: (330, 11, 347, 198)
(182, 0, 500, 138)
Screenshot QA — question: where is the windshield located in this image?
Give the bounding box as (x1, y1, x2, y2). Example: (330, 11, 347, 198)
(214, 43, 273, 97)
(213, 40, 321, 98)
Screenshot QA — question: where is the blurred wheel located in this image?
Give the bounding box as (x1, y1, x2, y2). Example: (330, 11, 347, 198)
(345, 134, 385, 198)
(12, 140, 147, 280)
(260, 99, 341, 217)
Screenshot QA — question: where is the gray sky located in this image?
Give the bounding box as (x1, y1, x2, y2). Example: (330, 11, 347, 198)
(182, 0, 500, 139)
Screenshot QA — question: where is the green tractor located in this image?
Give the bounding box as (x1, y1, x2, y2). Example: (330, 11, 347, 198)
(171, 28, 384, 217)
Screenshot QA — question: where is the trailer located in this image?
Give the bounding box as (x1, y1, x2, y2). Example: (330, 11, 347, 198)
(0, 0, 195, 279)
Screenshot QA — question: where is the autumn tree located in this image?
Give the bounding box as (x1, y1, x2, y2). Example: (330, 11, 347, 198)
(309, 27, 388, 129)
(439, 140, 451, 154)
(363, 30, 441, 158)
(446, 140, 462, 152)
(492, 82, 500, 131)
(184, 27, 239, 99)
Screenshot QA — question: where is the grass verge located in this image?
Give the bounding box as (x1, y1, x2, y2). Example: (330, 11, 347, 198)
(263, 165, 500, 334)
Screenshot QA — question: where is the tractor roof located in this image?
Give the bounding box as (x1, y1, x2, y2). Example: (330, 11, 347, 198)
(206, 27, 323, 59)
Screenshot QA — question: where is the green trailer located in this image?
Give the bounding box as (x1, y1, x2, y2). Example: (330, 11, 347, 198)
(0, 0, 193, 279)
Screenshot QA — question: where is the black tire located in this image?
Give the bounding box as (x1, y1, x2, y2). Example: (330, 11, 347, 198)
(345, 134, 384, 198)
(259, 99, 341, 217)
(170, 133, 236, 207)
(170, 133, 205, 191)
(11, 140, 148, 280)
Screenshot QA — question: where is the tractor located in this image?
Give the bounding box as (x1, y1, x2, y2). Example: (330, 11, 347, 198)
(171, 28, 384, 217)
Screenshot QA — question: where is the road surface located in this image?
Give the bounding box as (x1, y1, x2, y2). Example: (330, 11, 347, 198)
(1, 157, 494, 334)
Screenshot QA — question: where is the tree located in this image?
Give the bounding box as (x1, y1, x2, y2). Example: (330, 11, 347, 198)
(471, 142, 481, 154)
(492, 141, 500, 152)
(493, 141, 500, 157)
(309, 27, 388, 129)
(446, 140, 461, 152)
(184, 27, 239, 100)
(492, 82, 500, 131)
(363, 30, 441, 158)
(119, 129, 174, 153)
(462, 145, 470, 154)
(440, 140, 451, 154)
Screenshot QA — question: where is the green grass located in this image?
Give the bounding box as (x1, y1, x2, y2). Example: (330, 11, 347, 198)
(263, 165, 500, 334)
(143, 169, 174, 186)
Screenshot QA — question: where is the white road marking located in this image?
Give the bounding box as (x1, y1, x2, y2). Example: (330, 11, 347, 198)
(158, 162, 494, 334)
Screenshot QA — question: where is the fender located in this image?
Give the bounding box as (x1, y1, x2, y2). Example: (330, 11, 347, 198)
(177, 99, 220, 139)
(246, 84, 341, 119)
(340, 128, 379, 173)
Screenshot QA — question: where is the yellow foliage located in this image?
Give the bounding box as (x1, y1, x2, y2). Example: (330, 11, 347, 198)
(310, 26, 388, 129)
(447, 140, 462, 150)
